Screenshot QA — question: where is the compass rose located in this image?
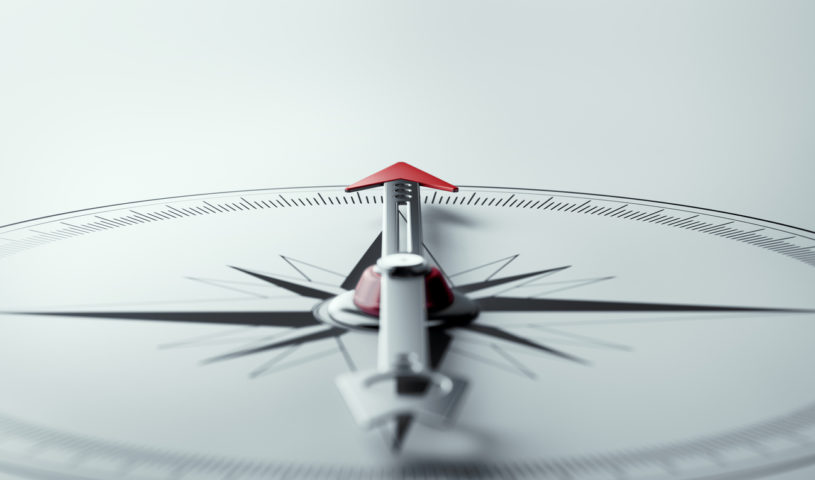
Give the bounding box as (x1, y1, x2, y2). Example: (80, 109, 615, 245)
(1, 164, 815, 479)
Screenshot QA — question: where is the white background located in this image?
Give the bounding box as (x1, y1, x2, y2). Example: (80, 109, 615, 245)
(0, 1, 812, 231)
(0, 1, 813, 478)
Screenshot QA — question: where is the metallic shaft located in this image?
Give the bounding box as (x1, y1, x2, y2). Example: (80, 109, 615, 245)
(377, 255, 428, 371)
(336, 177, 466, 432)
(382, 182, 400, 256)
(382, 181, 422, 256)
(379, 180, 428, 371)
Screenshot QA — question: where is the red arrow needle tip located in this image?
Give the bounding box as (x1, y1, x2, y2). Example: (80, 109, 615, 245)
(346, 162, 459, 193)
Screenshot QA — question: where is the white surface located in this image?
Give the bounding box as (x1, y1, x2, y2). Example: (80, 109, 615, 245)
(0, 1, 813, 231)
(0, 1, 813, 479)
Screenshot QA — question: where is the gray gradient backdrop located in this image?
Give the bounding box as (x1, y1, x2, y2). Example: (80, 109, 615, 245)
(0, 1, 813, 478)
(0, 1, 812, 230)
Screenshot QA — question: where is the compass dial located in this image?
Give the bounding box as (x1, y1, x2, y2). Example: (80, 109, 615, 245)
(0, 185, 813, 480)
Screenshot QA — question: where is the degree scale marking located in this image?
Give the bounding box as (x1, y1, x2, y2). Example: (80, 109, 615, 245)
(0, 187, 814, 267)
(1, 404, 815, 479)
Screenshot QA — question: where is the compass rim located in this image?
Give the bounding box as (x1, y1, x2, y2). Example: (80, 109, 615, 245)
(2, 184, 812, 240)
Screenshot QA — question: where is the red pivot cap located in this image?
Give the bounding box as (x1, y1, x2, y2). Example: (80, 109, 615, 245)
(345, 162, 458, 193)
(353, 266, 455, 316)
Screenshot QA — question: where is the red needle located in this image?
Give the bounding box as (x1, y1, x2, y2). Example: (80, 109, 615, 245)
(345, 162, 459, 193)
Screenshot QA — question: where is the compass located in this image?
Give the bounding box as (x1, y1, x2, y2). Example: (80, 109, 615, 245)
(0, 163, 814, 480)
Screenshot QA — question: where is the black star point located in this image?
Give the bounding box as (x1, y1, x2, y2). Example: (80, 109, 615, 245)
(6, 232, 813, 372)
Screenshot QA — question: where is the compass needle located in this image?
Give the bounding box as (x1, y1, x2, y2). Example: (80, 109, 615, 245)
(1, 167, 814, 478)
(335, 164, 467, 446)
